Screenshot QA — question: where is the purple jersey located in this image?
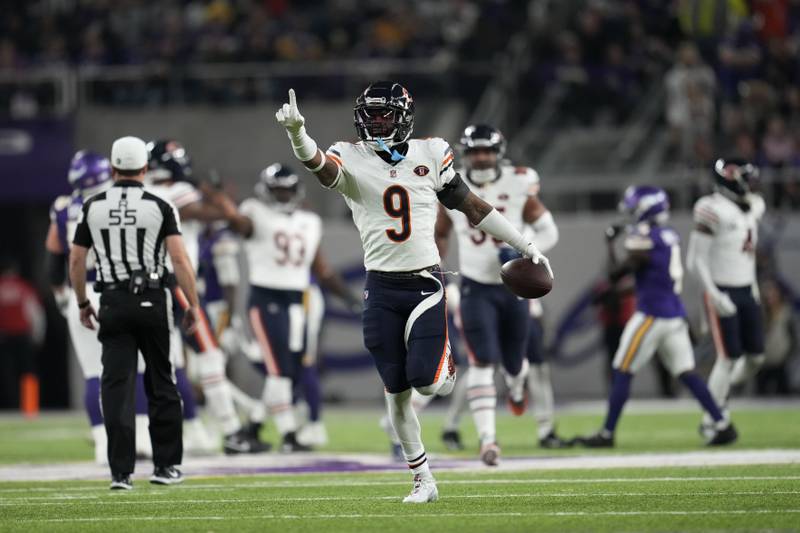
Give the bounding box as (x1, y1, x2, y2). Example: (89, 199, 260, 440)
(623, 223, 686, 319)
(198, 227, 240, 304)
(50, 194, 97, 281)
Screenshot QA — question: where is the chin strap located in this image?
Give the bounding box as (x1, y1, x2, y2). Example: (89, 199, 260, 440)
(376, 138, 406, 162)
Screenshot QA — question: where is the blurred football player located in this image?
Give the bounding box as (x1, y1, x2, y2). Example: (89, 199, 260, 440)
(575, 186, 737, 447)
(146, 140, 268, 455)
(688, 159, 766, 435)
(218, 163, 359, 452)
(45, 151, 152, 462)
(275, 83, 552, 501)
(434, 124, 565, 465)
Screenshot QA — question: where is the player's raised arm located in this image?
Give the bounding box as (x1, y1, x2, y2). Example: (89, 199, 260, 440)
(275, 89, 340, 187)
(441, 177, 553, 278)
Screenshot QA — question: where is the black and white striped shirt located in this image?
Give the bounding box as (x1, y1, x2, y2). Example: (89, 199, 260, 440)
(73, 180, 181, 283)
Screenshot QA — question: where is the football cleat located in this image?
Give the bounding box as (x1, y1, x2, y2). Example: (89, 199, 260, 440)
(223, 429, 271, 455)
(441, 430, 464, 451)
(402, 474, 439, 503)
(150, 466, 183, 486)
(297, 421, 329, 447)
(479, 442, 501, 467)
(539, 430, 572, 449)
(280, 431, 313, 453)
(110, 474, 132, 490)
(506, 388, 528, 417)
(574, 430, 614, 448)
(706, 422, 738, 446)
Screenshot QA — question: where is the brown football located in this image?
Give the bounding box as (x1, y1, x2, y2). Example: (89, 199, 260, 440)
(500, 258, 553, 299)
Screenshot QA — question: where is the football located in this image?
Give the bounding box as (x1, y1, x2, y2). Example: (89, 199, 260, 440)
(500, 257, 553, 299)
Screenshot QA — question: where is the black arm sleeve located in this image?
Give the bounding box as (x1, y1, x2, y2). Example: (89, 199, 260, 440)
(436, 172, 470, 210)
(47, 251, 68, 285)
(72, 203, 93, 247)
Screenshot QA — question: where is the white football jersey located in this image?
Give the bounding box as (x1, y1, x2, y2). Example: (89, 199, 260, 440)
(693, 191, 765, 287)
(147, 181, 202, 271)
(325, 138, 456, 272)
(240, 199, 322, 291)
(447, 164, 540, 284)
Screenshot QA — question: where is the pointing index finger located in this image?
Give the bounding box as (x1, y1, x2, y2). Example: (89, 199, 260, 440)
(288, 88, 296, 107)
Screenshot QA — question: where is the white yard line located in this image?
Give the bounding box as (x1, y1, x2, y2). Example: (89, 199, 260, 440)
(2, 491, 799, 505)
(13, 509, 800, 523)
(1, 476, 799, 494)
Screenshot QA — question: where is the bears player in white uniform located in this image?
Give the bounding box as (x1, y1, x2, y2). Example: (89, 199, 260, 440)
(435, 124, 565, 465)
(688, 158, 766, 434)
(146, 140, 268, 454)
(45, 151, 153, 463)
(218, 163, 359, 452)
(275, 82, 552, 502)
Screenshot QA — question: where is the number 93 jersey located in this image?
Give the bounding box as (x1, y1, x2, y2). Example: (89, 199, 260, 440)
(239, 199, 322, 291)
(325, 138, 456, 272)
(448, 164, 539, 284)
(625, 223, 686, 319)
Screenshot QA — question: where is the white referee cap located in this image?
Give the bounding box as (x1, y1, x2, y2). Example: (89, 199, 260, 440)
(110, 136, 148, 170)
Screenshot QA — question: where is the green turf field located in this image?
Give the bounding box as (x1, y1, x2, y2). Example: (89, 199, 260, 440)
(1, 405, 798, 532)
(0, 465, 798, 532)
(1, 404, 798, 464)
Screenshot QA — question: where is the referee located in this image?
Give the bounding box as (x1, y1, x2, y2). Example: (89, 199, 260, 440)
(69, 136, 200, 490)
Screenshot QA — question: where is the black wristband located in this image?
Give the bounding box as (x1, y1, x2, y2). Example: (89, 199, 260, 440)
(78, 299, 91, 309)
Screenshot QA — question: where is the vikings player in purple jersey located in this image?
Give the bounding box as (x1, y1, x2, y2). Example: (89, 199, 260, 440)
(574, 186, 737, 447)
(45, 151, 153, 462)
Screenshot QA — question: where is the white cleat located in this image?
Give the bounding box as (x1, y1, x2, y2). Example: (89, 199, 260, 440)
(402, 474, 439, 503)
(297, 421, 329, 447)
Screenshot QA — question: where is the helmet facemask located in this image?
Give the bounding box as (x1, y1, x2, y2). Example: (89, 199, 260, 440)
(460, 125, 506, 185)
(353, 82, 415, 149)
(255, 164, 304, 213)
(714, 159, 759, 204)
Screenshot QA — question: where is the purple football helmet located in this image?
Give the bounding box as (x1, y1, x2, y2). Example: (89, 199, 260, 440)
(68, 150, 112, 199)
(619, 185, 670, 224)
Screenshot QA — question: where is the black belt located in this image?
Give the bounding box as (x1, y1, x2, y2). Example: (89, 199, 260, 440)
(95, 278, 165, 293)
(368, 265, 440, 279)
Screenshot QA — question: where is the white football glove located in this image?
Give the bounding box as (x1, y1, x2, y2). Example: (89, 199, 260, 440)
(524, 243, 554, 279)
(710, 291, 737, 317)
(275, 88, 305, 134)
(53, 286, 70, 317)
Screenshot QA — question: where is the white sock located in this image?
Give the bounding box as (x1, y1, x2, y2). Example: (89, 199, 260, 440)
(467, 365, 496, 446)
(134, 414, 152, 457)
(443, 369, 468, 432)
(385, 389, 432, 479)
(91, 425, 107, 465)
(198, 348, 241, 436)
(528, 363, 555, 439)
(503, 358, 529, 402)
(265, 375, 297, 436)
(730, 354, 765, 387)
(707, 358, 734, 407)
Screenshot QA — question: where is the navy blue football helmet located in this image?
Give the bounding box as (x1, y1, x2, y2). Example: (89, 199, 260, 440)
(146, 139, 193, 183)
(354, 81, 414, 148)
(255, 163, 304, 213)
(713, 158, 759, 200)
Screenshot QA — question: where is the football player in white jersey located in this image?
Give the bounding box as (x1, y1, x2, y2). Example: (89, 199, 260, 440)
(219, 163, 359, 452)
(435, 124, 565, 465)
(275, 82, 552, 502)
(146, 140, 268, 455)
(688, 158, 766, 434)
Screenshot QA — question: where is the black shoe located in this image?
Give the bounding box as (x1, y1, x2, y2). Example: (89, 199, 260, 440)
(706, 423, 738, 446)
(224, 429, 272, 455)
(441, 430, 464, 451)
(246, 422, 263, 441)
(539, 430, 572, 449)
(110, 473, 132, 490)
(150, 466, 183, 485)
(574, 430, 614, 448)
(281, 431, 312, 453)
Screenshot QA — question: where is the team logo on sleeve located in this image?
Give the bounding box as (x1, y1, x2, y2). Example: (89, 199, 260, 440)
(414, 165, 430, 176)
